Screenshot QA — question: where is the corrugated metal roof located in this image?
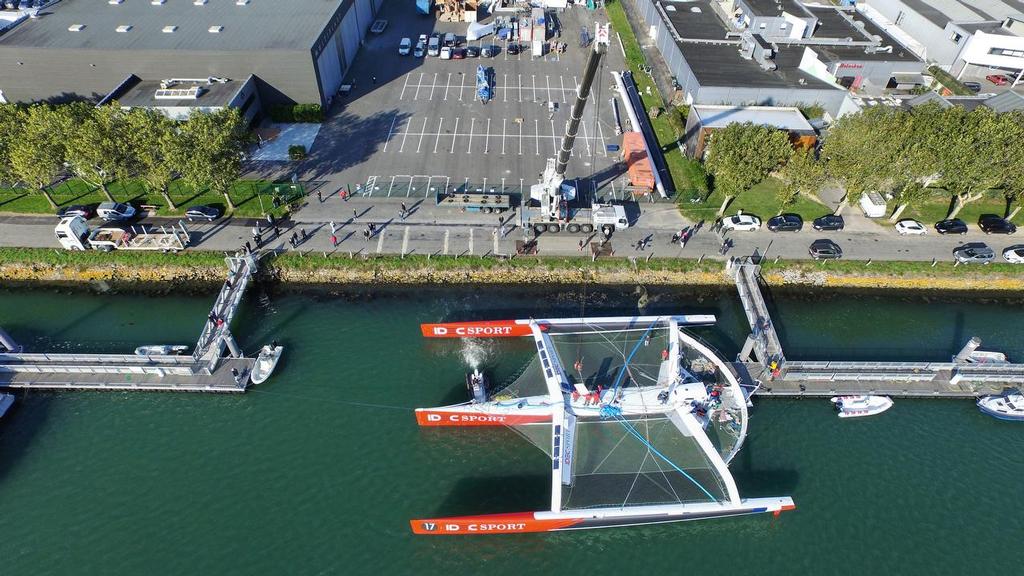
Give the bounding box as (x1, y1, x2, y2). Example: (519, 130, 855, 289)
(983, 90, 1024, 112)
(0, 0, 343, 52)
(692, 105, 815, 131)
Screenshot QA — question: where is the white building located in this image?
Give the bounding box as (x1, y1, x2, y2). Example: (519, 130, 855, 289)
(862, 0, 1024, 84)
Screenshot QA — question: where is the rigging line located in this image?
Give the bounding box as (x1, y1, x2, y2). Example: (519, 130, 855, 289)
(247, 389, 414, 412)
(613, 413, 717, 502)
(608, 319, 659, 398)
(621, 444, 654, 509)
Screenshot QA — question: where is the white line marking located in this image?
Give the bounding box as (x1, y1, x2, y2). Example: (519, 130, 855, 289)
(399, 116, 411, 152)
(503, 73, 508, 102)
(429, 72, 438, 100)
(444, 73, 451, 101)
(560, 76, 567, 103)
(518, 74, 522, 102)
(400, 74, 411, 100)
(443, 229, 449, 255)
(467, 118, 475, 154)
(546, 75, 553, 103)
(433, 117, 444, 153)
(387, 175, 397, 197)
(597, 121, 608, 157)
(414, 73, 425, 100)
(535, 119, 540, 155)
(485, 118, 491, 154)
(581, 120, 592, 157)
(459, 74, 465, 101)
(519, 119, 523, 155)
(383, 113, 399, 152)
(450, 117, 459, 153)
(532, 75, 537, 102)
(376, 228, 385, 253)
(416, 117, 429, 153)
(502, 118, 506, 155)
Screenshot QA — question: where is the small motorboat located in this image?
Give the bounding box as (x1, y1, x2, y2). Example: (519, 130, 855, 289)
(977, 390, 1024, 421)
(964, 350, 1009, 364)
(831, 395, 893, 418)
(466, 368, 488, 404)
(0, 393, 14, 420)
(135, 345, 189, 356)
(249, 344, 283, 385)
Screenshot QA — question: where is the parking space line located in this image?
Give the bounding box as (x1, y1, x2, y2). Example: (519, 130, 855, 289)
(383, 113, 399, 152)
(532, 75, 537, 102)
(560, 76, 567, 103)
(501, 119, 506, 155)
(433, 117, 444, 153)
(546, 75, 553, 103)
(467, 118, 475, 153)
(429, 73, 438, 100)
(414, 73, 425, 100)
(406, 175, 415, 198)
(400, 74, 411, 100)
(450, 117, 459, 153)
(444, 73, 451, 101)
(581, 120, 592, 157)
(519, 120, 523, 155)
(399, 116, 412, 152)
(573, 76, 579, 94)
(503, 73, 507, 102)
(387, 176, 397, 197)
(416, 117, 429, 153)
(485, 118, 491, 154)
(551, 119, 558, 155)
(534, 119, 540, 155)
(518, 74, 522, 102)
(459, 74, 465, 101)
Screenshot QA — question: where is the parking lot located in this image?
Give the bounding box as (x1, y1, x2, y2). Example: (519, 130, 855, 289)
(301, 3, 632, 204)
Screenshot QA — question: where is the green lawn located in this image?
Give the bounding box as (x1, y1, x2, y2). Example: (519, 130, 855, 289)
(886, 189, 1015, 225)
(677, 177, 831, 222)
(0, 179, 305, 218)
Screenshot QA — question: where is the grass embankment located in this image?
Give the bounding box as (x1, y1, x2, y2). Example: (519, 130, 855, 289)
(0, 179, 304, 219)
(678, 177, 832, 222)
(606, 1, 706, 199)
(927, 65, 975, 96)
(2, 247, 1022, 291)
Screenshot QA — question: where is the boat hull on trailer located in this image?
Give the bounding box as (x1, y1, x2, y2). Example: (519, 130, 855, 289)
(411, 498, 796, 534)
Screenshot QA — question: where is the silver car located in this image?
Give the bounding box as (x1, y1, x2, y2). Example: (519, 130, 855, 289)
(952, 243, 994, 264)
(96, 201, 136, 221)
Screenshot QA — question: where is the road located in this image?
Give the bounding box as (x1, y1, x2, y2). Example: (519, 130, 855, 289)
(3, 199, 1022, 266)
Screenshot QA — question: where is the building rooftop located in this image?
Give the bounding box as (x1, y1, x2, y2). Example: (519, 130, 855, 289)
(661, 1, 734, 41)
(0, 0, 341, 52)
(953, 21, 1018, 37)
(691, 104, 815, 132)
(803, 6, 920, 61)
(678, 42, 837, 89)
(106, 74, 245, 108)
(980, 90, 1024, 113)
(891, 0, 1024, 28)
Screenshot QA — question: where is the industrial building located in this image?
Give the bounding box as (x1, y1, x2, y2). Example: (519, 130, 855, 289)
(682, 105, 817, 159)
(0, 0, 383, 114)
(633, 0, 924, 117)
(861, 0, 1024, 84)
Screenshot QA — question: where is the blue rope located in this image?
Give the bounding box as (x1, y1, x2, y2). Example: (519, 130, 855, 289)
(607, 319, 659, 400)
(612, 413, 718, 502)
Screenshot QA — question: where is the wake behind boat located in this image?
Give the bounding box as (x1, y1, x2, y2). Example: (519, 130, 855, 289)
(977, 390, 1024, 421)
(411, 315, 794, 535)
(831, 395, 893, 418)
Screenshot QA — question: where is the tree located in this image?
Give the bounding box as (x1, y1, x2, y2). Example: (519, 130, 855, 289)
(704, 122, 792, 216)
(888, 182, 930, 222)
(167, 109, 249, 211)
(125, 109, 178, 209)
(776, 148, 824, 212)
(0, 104, 26, 186)
(821, 106, 909, 214)
(65, 103, 132, 203)
(926, 106, 1009, 219)
(8, 105, 74, 209)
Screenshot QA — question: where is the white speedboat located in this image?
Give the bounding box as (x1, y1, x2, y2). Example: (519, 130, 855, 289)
(249, 344, 283, 385)
(831, 395, 893, 418)
(0, 393, 14, 420)
(135, 345, 189, 356)
(977, 390, 1024, 421)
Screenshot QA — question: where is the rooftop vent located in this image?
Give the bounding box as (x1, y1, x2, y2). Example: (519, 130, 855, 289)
(691, 6, 701, 13)
(162, 25, 177, 33)
(236, 0, 249, 4)
(208, 25, 223, 33)
(68, 24, 85, 32)
(155, 86, 205, 100)
(152, 0, 165, 4)
(665, 5, 675, 11)
(108, 0, 123, 4)
(194, 0, 207, 5)
(115, 25, 132, 33)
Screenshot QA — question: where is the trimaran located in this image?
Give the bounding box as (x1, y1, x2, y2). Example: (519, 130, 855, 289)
(411, 315, 795, 534)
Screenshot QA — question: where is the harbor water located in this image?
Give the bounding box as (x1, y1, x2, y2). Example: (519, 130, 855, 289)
(0, 285, 1022, 575)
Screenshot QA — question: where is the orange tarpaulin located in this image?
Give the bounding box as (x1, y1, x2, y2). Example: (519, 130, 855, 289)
(621, 132, 654, 191)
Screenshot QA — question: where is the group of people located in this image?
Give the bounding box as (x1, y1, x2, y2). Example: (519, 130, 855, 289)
(571, 385, 605, 407)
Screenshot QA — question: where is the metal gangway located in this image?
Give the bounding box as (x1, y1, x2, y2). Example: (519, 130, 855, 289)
(193, 251, 260, 369)
(728, 259, 784, 367)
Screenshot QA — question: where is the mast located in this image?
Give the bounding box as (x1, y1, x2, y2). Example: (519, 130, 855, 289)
(555, 24, 608, 178)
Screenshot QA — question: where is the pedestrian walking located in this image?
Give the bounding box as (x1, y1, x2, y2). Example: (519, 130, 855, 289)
(317, 190, 323, 203)
(267, 213, 275, 226)
(353, 208, 358, 218)
(401, 202, 407, 214)
(251, 225, 259, 239)
(289, 232, 298, 248)
(244, 240, 251, 253)
(330, 234, 338, 247)
(670, 233, 679, 245)
(272, 225, 280, 239)
(363, 229, 370, 243)
(578, 239, 585, 252)
(329, 221, 336, 235)
(299, 228, 307, 242)
(369, 223, 376, 234)
(254, 232, 262, 247)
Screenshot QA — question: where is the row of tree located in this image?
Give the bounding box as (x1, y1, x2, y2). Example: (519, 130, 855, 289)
(0, 103, 250, 210)
(703, 103, 1024, 220)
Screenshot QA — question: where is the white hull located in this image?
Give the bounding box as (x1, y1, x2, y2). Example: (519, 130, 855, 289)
(977, 392, 1024, 421)
(831, 395, 893, 418)
(135, 345, 189, 356)
(249, 345, 283, 385)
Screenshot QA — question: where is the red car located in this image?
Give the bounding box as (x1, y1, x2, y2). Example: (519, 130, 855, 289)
(452, 48, 466, 60)
(985, 74, 1010, 86)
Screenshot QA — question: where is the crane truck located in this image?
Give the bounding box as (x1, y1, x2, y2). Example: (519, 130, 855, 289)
(55, 216, 190, 252)
(525, 23, 628, 237)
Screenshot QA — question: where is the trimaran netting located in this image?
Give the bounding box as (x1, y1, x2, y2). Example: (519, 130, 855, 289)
(412, 315, 794, 534)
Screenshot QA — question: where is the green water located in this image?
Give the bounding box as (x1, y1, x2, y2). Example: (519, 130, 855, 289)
(0, 285, 1022, 575)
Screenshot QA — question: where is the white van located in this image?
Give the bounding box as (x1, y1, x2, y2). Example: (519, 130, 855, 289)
(859, 191, 887, 218)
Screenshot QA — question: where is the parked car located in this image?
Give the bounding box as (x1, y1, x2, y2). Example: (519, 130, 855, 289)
(978, 214, 1017, 234)
(985, 74, 1010, 86)
(894, 219, 927, 235)
(809, 239, 843, 260)
(439, 46, 452, 60)
(481, 45, 497, 58)
(55, 204, 96, 219)
(414, 41, 426, 58)
(96, 201, 136, 221)
(766, 213, 803, 232)
(443, 32, 457, 47)
(812, 214, 844, 231)
(506, 43, 522, 55)
(465, 46, 480, 58)
(1003, 245, 1024, 263)
(720, 213, 761, 232)
(953, 243, 995, 264)
(428, 34, 440, 57)
(452, 47, 466, 59)
(935, 218, 968, 235)
(398, 37, 412, 56)
(963, 81, 982, 93)
(370, 19, 388, 34)
(185, 205, 223, 222)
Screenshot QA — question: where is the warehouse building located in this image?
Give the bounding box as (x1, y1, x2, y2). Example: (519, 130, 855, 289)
(682, 104, 817, 158)
(633, 0, 924, 117)
(0, 0, 383, 112)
